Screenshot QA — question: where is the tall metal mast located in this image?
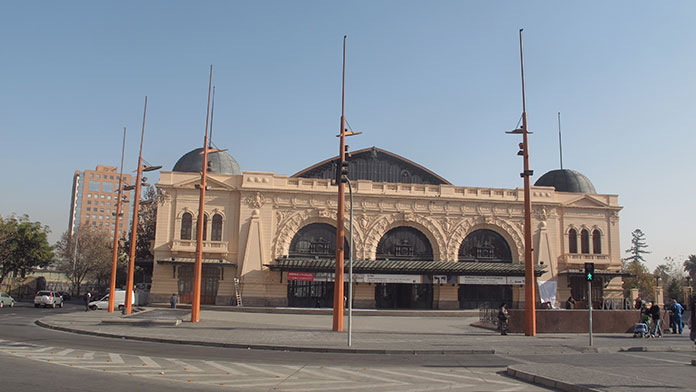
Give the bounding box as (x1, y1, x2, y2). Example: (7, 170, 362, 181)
(333, 36, 347, 332)
(191, 65, 214, 323)
(108, 127, 127, 313)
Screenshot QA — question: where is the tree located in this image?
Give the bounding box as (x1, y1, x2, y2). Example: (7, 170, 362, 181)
(0, 215, 53, 287)
(54, 226, 113, 295)
(624, 229, 650, 264)
(622, 259, 656, 300)
(122, 185, 160, 261)
(684, 254, 696, 284)
(653, 258, 685, 301)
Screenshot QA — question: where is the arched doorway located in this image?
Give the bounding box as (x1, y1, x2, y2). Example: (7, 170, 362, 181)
(457, 229, 513, 309)
(375, 226, 434, 309)
(286, 223, 348, 308)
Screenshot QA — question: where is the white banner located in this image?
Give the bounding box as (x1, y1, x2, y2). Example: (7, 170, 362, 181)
(314, 272, 422, 284)
(458, 275, 526, 285)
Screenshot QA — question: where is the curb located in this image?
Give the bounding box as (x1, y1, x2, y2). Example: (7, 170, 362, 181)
(507, 367, 602, 392)
(34, 319, 494, 355)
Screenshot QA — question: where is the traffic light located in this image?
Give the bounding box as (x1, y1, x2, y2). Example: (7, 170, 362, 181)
(339, 160, 349, 183)
(584, 262, 595, 282)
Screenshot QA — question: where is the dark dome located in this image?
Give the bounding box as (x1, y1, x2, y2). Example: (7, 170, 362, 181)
(534, 169, 596, 193)
(173, 148, 242, 175)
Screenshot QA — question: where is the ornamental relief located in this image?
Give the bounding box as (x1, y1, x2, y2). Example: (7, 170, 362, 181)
(362, 213, 447, 261)
(244, 192, 266, 209)
(272, 207, 356, 259)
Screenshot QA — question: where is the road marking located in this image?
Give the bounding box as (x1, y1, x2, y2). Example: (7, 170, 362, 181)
(373, 368, 453, 383)
(108, 353, 124, 364)
(236, 362, 289, 377)
(82, 351, 94, 359)
(164, 358, 202, 372)
(138, 356, 161, 368)
(202, 360, 245, 375)
(328, 366, 409, 384)
(620, 352, 690, 365)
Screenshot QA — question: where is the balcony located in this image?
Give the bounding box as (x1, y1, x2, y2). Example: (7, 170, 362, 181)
(562, 253, 611, 266)
(170, 240, 229, 254)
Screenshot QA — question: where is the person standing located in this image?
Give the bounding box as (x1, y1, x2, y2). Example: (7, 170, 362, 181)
(649, 302, 662, 337)
(83, 291, 91, 311)
(170, 293, 178, 309)
(497, 303, 510, 335)
(669, 299, 683, 334)
(689, 298, 696, 346)
(565, 296, 576, 309)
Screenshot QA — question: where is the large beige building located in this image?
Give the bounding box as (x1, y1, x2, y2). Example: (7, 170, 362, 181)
(150, 147, 623, 309)
(68, 165, 132, 237)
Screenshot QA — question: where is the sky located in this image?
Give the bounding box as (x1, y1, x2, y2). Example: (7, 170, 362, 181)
(1, 1, 694, 271)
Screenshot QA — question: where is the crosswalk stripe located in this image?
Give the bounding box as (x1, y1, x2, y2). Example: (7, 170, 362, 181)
(293, 367, 345, 381)
(108, 353, 124, 364)
(139, 356, 161, 368)
(236, 362, 289, 377)
(328, 367, 408, 384)
(279, 383, 404, 392)
(202, 360, 246, 375)
(164, 358, 202, 372)
(374, 368, 453, 383)
(82, 352, 94, 359)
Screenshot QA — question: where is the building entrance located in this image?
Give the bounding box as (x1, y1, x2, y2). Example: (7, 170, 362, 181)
(375, 283, 433, 309)
(287, 281, 335, 308)
(458, 284, 512, 309)
(177, 265, 220, 305)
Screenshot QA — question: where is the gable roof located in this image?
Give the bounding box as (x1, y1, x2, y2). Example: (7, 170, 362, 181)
(292, 146, 451, 185)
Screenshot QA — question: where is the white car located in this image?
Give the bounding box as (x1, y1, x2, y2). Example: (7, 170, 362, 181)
(34, 290, 64, 308)
(0, 292, 15, 308)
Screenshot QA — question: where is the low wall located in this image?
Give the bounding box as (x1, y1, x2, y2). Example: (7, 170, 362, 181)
(506, 309, 641, 333)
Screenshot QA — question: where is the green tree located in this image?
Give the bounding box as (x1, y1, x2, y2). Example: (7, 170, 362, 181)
(0, 215, 54, 287)
(622, 259, 656, 300)
(122, 185, 160, 261)
(624, 228, 650, 264)
(54, 227, 113, 295)
(684, 254, 696, 284)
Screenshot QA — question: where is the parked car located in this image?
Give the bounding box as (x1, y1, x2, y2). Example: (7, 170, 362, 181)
(0, 292, 15, 308)
(57, 291, 72, 301)
(34, 290, 64, 308)
(88, 289, 134, 311)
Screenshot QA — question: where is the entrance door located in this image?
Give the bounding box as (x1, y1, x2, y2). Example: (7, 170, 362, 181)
(177, 265, 220, 305)
(287, 281, 334, 308)
(375, 283, 433, 309)
(458, 285, 512, 309)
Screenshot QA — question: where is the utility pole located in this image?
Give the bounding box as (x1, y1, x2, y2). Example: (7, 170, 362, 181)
(506, 29, 536, 336)
(191, 65, 214, 323)
(333, 36, 347, 332)
(108, 127, 127, 312)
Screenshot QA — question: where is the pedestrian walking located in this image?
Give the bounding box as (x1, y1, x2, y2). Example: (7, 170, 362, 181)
(689, 298, 696, 346)
(649, 302, 662, 337)
(669, 298, 683, 334)
(170, 293, 178, 309)
(497, 303, 510, 335)
(83, 291, 91, 311)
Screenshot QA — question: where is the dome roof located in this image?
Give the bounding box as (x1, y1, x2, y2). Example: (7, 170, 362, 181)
(534, 169, 596, 194)
(173, 148, 242, 175)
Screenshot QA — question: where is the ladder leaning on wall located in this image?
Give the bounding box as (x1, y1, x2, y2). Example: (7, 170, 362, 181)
(233, 277, 242, 307)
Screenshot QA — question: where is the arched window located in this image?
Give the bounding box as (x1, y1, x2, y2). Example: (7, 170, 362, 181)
(568, 229, 578, 254)
(289, 223, 348, 259)
(181, 212, 192, 240)
(376, 226, 433, 261)
(581, 229, 590, 254)
(202, 214, 208, 241)
(458, 229, 512, 263)
(211, 214, 223, 241)
(592, 229, 601, 254)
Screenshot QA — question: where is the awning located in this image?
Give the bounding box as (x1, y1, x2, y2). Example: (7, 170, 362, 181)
(157, 257, 236, 266)
(559, 269, 633, 278)
(267, 258, 545, 277)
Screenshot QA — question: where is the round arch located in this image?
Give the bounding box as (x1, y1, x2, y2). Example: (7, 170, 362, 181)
(376, 226, 433, 260)
(363, 214, 445, 260)
(446, 216, 523, 262)
(458, 229, 512, 262)
(288, 222, 349, 259)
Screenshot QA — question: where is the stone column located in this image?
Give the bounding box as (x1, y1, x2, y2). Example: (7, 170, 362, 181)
(654, 285, 664, 307)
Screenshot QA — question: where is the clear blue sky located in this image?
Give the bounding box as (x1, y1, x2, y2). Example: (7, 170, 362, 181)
(1, 1, 694, 271)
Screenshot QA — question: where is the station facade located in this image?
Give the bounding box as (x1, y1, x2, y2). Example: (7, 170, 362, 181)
(150, 146, 623, 309)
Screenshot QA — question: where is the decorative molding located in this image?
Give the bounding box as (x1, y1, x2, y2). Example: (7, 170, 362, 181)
(245, 192, 266, 209)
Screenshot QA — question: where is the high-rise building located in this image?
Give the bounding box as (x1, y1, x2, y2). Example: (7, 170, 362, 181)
(68, 165, 132, 238)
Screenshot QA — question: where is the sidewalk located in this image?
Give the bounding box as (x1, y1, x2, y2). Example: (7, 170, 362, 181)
(36, 307, 696, 391)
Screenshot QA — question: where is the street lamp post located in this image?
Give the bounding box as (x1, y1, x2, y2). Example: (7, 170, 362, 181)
(108, 127, 127, 313)
(506, 29, 536, 336)
(333, 36, 348, 332)
(342, 177, 354, 346)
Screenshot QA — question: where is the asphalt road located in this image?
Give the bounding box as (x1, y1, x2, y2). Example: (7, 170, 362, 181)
(0, 301, 549, 391)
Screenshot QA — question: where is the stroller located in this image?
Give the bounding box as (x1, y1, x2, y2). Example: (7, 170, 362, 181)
(633, 322, 649, 338)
